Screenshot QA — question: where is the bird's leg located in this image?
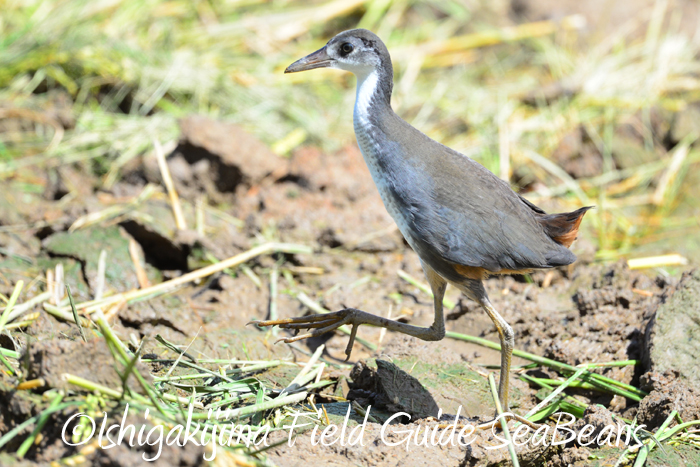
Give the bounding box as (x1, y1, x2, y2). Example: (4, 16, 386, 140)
(455, 281, 514, 413)
(421, 261, 448, 341)
(249, 263, 448, 360)
(249, 309, 445, 360)
(454, 281, 539, 431)
(480, 296, 514, 413)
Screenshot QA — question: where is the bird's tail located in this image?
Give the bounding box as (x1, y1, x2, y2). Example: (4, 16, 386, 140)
(538, 206, 594, 248)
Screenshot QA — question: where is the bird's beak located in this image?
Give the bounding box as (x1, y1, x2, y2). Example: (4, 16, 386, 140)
(285, 46, 333, 73)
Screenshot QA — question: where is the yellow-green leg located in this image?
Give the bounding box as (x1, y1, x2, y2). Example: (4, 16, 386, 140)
(454, 280, 514, 412)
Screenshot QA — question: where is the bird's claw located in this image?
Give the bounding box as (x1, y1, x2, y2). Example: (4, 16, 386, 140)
(248, 310, 359, 359)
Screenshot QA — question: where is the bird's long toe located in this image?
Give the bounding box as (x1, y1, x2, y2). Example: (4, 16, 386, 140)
(273, 319, 349, 345)
(247, 311, 344, 327)
(277, 318, 343, 330)
(250, 310, 353, 343)
(250, 309, 370, 360)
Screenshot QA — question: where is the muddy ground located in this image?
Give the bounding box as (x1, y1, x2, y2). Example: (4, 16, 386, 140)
(1, 112, 699, 466)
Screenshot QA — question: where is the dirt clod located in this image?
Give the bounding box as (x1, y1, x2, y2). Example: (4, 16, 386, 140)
(24, 338, 151, 392)
(549, 446, 591, 467)
(572, 405, 616, 444)
(572, 287, 633, 315)
(637, 372, 700, 429)
(159, 115, 281, 201)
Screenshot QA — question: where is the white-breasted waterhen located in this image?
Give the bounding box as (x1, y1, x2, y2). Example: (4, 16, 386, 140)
(251, 29, 592, 418)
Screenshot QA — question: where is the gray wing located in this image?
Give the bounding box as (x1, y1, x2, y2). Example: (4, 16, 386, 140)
(392, 139, 575, 272)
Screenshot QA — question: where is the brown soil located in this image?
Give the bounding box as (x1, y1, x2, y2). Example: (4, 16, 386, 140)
(1, 114, 699, 467)
(23, 337, 152, 391)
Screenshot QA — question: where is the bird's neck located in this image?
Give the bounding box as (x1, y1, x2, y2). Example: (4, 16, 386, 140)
(353, 66, 393, 127)
(352, 65, 407, 212)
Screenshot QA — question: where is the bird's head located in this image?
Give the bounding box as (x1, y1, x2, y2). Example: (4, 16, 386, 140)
(285, 29, 391, 78)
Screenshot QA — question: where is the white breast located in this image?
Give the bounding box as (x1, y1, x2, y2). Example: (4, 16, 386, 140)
(352, 70, 415, 243)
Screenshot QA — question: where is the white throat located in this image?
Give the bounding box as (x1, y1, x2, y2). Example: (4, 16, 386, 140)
(353, 70, 380, 125)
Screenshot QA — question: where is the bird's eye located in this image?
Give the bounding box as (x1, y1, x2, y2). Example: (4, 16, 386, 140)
(340, 42, 354, 55)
